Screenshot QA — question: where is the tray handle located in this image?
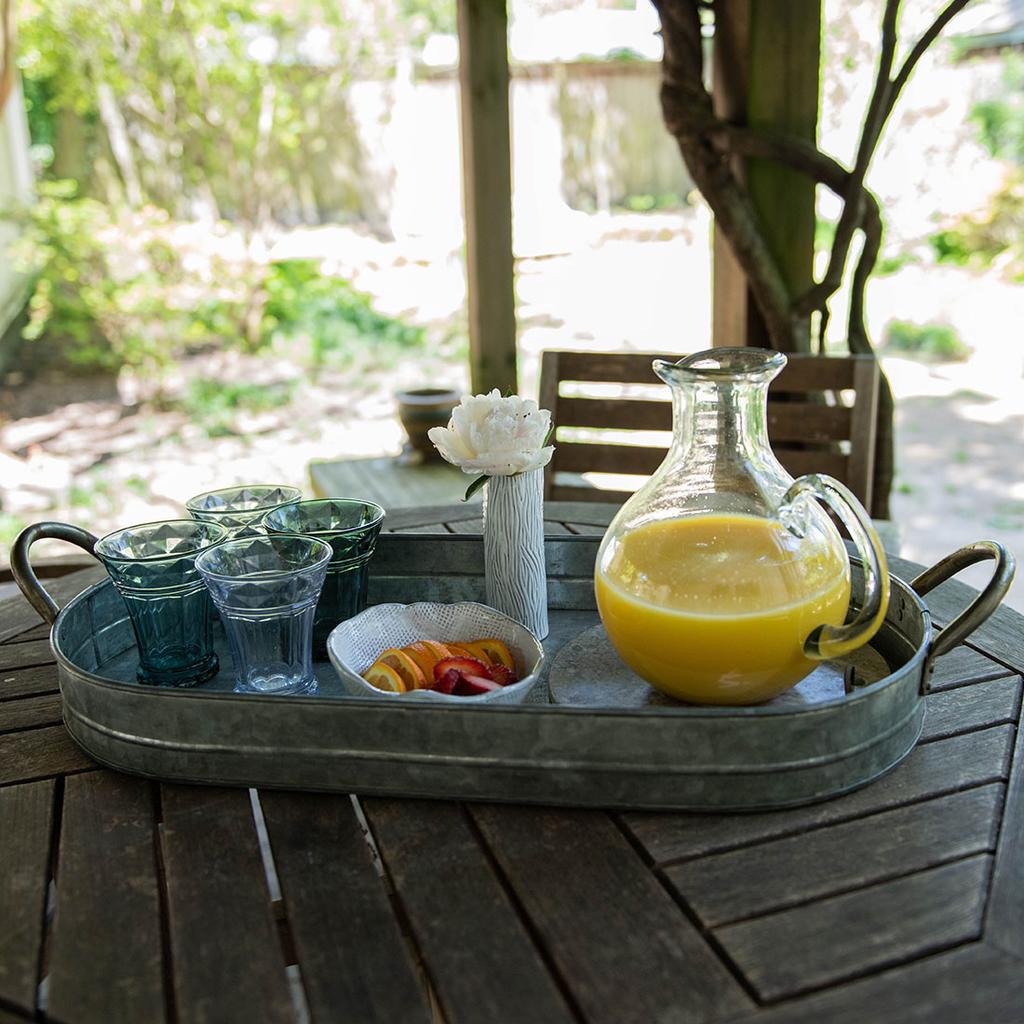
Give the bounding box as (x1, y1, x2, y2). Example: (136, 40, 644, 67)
(911, 541, 1015, 687)
(10, 522, 101, 625)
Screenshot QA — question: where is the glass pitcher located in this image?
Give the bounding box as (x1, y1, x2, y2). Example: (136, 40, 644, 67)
(594, 347, 889, 705)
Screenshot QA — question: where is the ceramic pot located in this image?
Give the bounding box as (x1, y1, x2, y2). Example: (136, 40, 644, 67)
(395, 387, 461, 461)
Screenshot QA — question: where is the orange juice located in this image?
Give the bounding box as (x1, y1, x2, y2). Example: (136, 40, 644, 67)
(595, 513, 850, 705)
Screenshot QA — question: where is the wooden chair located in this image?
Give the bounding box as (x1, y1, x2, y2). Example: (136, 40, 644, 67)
(539, 349, 880, 510)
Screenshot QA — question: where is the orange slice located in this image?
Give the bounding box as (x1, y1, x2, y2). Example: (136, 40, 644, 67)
(446, 642, 479, 659)
(363, 661, 406, 693)
(467, 638, 515, 671)
(378, 648, 427, 690)
(405, 640, 452, 678)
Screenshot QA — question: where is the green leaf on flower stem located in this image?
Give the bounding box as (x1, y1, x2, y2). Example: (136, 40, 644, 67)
(463, 474, 488, 502)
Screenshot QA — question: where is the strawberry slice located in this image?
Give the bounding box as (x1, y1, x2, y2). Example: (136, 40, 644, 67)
(488, 664, 518, 686)
(433, 656, 492, 683)
(432, 668, 461, 694)
(453, 674, 503, 696)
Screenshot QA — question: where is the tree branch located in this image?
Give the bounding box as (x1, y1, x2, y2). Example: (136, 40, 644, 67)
(890, 0, 972, 107)
(794, 0, 900, 318)
(654, 0, 801, 349)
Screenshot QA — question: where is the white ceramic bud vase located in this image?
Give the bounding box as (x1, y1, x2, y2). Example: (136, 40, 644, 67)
(482, 469, 548, 639)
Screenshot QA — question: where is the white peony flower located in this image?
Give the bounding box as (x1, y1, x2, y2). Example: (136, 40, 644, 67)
(428, 390, 555, 477)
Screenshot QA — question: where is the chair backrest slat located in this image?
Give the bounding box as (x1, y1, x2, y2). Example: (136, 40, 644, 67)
(541, 350, 879, 510)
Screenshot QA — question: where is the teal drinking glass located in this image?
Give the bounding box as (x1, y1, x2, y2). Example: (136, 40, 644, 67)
(261, 498, 386, 657)
(94, 519, 229, 686)
(186, 485, 302, 537)
(196, 534, 332, 696)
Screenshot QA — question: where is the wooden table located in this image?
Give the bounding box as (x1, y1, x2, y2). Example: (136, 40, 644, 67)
(308, 455, 481, 509)
(1, 502, 1022, 1024)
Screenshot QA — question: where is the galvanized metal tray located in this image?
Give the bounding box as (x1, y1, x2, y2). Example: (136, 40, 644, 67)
(15, 530, 1014, 811)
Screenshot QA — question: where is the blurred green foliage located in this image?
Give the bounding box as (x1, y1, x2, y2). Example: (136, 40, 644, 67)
(971, 55, 1024, 167)
(179, 378, 298, 437)
(15, 0, 409, 223)
(929, 55, 1024, 279)
(622, 192, 685, 213)
(7, 187, 427, 373)
(7, 0, 437, 377)
(7, 181, 206, 372)
(884, 320, 969, 361)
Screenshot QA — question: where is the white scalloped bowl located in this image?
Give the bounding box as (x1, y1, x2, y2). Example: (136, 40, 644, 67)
(326, 601, 545, 703)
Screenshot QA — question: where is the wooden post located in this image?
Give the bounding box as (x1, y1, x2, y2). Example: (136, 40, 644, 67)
(711, 0, 820, 352)
(456, 0, 517, 394)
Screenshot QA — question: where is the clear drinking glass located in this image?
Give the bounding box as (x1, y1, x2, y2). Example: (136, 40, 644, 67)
(261, 498, 385, 657)
(185, 485, 303, 537)
(195, 534, 332, 696)
(94, 519, 229, 686)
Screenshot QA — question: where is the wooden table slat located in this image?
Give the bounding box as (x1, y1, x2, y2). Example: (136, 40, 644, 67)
(471, 804, 755, 1024)
(160, 786, 294, 1024)
(626, 723, 1016, 865)
(665, 784, 1004, 928)
(716, 855, 992, 1003)
(47, 772, 165, 1024)
(0, 640, 54, 673)
(0, 727, 96, 787)
(0, 779, 55, 1015)
(5, 624, 53, 644)
(363, 799, 577, 1024)
(259, 791, 433, 1024)
(724, 942, 1024, 1024)
(927, 643, 1020, 692)
(0, 569, 103, 647)
(0, 664, 62, 703)
(920, 674, 1021, 741)
(0, 695, 64, 735)
(987, 701, 1024, 960)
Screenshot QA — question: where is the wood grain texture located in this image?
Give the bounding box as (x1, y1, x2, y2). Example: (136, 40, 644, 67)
(928, 643, 1018, 691)
(0, 567, 103, 645)
(987, 703, 1024, 960)
(920, 674, 1021, 741)
(0, 694, 63, 734)
(726, 942, 1024, 1024)
(259, 791, 432, 1024)
(47, 772, 165, 1024)
(626, 724, 1015, 865)
(716, 855, 992, 1002)
(457, 0, 516, 393)
(0, 639, 53, 672)
(0, 779, 54, 1015)
(472, 804, 754, 1024)
(3, 624, 52, 643)
(665, 784, 1004, 927)
(160, 786, 293, 1024)
(363, 798, 575, 1024)
(0, 663, 61, 702)
(0, 726, 95, 786)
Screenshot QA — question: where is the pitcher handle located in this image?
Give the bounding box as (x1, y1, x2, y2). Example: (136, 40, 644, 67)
(10, 522, 100, 625)
(780, 474, 890, 661)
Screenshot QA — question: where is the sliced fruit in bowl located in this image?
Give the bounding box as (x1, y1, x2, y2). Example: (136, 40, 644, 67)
(362, 662, 407, 693)
(327, 602, 545, 704)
